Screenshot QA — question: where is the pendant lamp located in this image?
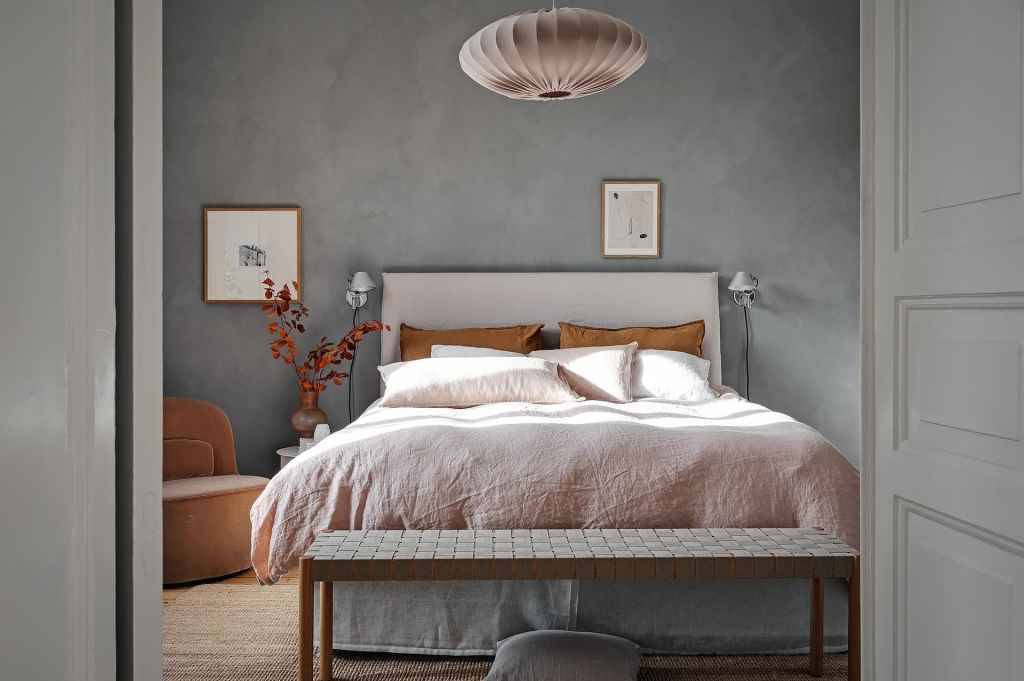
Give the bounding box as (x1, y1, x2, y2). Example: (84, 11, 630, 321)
(459, 5, 648, 101)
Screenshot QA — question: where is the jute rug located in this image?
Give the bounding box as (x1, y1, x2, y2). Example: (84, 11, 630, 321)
(163, 584, 847, 680)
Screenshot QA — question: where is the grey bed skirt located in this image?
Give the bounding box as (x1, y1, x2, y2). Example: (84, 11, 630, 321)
(315, 579, 849, 655)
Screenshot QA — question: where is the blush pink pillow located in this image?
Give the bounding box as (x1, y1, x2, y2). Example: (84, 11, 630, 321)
(378, 357, 581, 408)
(529, 343, 638, 403)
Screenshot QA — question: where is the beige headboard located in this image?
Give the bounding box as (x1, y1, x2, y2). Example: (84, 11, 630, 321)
(379, 272, 722, 384)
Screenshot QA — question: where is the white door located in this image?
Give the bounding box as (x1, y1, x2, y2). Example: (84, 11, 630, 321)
(869, 0, 1024, 679)
(0, 1, 116, 679)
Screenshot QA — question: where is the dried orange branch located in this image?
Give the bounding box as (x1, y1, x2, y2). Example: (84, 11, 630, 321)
(260, 278, 386, 393)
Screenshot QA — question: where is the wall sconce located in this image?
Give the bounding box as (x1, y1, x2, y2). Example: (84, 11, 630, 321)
(728, 271, 759, 308)
(728, 272, 759, 399)
(346, 271, 377, 310)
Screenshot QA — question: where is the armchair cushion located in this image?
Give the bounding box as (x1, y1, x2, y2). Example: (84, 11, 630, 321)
(163, 474, 269, 502)
(163, 397, 239, 475)
(162, 474, 270, 584)
(163, 438, 215, 480)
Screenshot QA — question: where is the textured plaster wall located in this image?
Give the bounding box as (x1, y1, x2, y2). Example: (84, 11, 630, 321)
(164, 0, 860, 476)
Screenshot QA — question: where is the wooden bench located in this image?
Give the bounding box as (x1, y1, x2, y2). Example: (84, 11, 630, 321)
(299, 528, 860, 681)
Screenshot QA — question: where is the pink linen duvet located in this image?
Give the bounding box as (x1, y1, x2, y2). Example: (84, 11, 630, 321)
(251, 394, 859, 583)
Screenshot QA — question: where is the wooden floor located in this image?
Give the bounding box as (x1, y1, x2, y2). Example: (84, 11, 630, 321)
(163, 568, 297, 605)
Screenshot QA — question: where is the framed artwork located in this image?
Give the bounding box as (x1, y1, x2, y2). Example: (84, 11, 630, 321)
(203, 206, 301, 303)
(601, 180, 661, 258)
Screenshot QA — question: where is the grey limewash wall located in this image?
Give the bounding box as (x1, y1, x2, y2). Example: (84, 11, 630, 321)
(164, 0, 860, 477)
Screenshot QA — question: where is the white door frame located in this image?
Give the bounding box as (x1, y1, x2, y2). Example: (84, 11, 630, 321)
(117, 2, 879, 678)
(3, 0, 128, 678)
(859, 0, 877, 679)
(65, 1, 117, 678)
(118, 0, 163, 678)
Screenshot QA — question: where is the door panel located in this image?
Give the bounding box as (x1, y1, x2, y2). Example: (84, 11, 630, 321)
(900, 0, 1024, 249)
(901, 502, 1023, 681)
(898, 295, 1024, 470)
(872, 0, 1024, 678)
(910, 0, 1022, 215)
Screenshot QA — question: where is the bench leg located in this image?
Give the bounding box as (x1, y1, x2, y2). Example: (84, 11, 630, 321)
(848, 556, 861, 681)
(810, 577, 824, 677)
(300, 557, 314, 681)
(320, 582, 334, 680)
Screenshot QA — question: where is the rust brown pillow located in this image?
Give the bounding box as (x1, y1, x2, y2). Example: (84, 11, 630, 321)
(400, 323, 544, 361)
(558, 320, 705, 357)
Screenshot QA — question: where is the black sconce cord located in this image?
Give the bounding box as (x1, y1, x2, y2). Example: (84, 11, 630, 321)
(348, 307, 358, 424)
(743, 304, 751, 400)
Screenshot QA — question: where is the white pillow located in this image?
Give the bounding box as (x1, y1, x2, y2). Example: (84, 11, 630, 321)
(529, 343, 637, 403)
(631, 349, 716, 402)
(430, 344, 524, 358)
(378, 357, 581, 408)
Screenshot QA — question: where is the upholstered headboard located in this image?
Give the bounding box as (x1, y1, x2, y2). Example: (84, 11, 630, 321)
(379, 272, 722, 384)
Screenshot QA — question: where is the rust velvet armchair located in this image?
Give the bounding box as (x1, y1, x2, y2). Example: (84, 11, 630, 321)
(163, 397, 270, 584)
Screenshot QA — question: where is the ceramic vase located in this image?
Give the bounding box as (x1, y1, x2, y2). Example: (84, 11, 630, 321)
(291, 389, 328, 439)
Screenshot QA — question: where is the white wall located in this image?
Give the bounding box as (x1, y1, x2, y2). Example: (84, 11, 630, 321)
(0, 1, 116, 680)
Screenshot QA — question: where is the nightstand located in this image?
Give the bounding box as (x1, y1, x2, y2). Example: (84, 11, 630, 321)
(277, 445, 299, 471)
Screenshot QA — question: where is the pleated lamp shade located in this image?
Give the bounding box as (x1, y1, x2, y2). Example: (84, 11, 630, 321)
(728, 272, 759, 293)
(348, 271, 377, 293)
(459, 7, 648, 101)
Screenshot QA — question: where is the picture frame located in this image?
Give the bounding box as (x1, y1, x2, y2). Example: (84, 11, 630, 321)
(601, 180, 661, 258)
(203, 206, 302, 303)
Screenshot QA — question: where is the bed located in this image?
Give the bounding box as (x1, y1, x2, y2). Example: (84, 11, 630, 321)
(250, 272, 859, 654)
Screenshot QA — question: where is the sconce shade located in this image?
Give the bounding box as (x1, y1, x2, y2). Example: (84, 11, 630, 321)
(728, 272, 759, 292)
(459, 7, 648, 101)
(348, 271, 376, 293)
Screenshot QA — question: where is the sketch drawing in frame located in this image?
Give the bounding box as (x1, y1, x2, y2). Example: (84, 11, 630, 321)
(601, 180, 661, 258)
(203, 206, 301, 303)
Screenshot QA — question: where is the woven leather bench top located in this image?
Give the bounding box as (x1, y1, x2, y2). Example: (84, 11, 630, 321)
(302, 528, 858, 581)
